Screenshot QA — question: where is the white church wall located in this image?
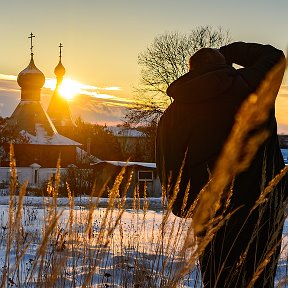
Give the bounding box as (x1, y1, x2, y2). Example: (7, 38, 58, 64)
(0, 167, 67, 188)
(0, 168, 10, 186)
(17, 168, 33, 184)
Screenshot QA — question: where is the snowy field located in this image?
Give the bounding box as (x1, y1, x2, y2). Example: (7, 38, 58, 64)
(0, 196, 286, 287)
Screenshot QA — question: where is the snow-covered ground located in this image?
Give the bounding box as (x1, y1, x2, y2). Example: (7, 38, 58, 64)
(0, 196, 286, 287)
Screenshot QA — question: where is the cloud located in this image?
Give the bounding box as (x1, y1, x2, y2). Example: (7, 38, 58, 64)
(0, 74, 130, 124)
(277, 123, 288, 135)
(43, 77, 133, 105)
(70, 93, 128, 124)
(102, 86, 121, 91)
(0, 79, 21, 117)
(54, 80, 288, 132)
(77, 84, 134, 106)
(1, 73, 285, 131)
(0, 74, 17, 81)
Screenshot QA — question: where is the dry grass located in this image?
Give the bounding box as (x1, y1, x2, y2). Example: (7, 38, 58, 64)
(0, 164, 196, 287)
(0, 151, 287, 287)
(0, 60, 287, 287)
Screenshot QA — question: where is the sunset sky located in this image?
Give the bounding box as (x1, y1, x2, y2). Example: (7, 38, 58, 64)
(0, 0, 288, 131)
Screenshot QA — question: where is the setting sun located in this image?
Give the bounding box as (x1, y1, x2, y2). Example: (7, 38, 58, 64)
(58, 79, 81, 100)
(44, 78, 81, 100)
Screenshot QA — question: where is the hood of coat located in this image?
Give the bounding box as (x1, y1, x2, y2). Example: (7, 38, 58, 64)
(166, 64, 237, 103)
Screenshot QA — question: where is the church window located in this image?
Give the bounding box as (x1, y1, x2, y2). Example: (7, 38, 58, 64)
(34, 170, 38, 184)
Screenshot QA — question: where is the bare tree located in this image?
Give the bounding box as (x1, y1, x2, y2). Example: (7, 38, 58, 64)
(125, 26, 231, 124)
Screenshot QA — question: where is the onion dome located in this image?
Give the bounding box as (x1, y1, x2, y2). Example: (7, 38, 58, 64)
(17, 55, 45, 89)
(54, 43, 65, 78)
(54, 60, 66, 78)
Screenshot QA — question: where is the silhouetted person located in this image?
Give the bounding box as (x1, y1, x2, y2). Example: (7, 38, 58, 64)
(156, 42, 287, 287)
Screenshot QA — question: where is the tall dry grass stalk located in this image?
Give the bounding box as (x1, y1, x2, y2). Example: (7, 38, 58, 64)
(0, 144, 287, 287)
(0, 61, 287, 287)
(0, 151, 197, 287)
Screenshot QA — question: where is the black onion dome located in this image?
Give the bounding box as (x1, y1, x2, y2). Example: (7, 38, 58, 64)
(17, 56, 45, 89)
(54, 60, 66, 78)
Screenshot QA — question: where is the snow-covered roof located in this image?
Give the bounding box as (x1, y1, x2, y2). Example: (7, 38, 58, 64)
(9, 100, 80, 146)
(92, 160, 156, 169)
(107, 126, 145, 138)
(21, 127, 80, 146)
(76, 147, 102, 163)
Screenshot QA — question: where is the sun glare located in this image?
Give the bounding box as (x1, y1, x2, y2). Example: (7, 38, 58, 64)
(43, 77, 123, 102)
(58, 79, 81, 100)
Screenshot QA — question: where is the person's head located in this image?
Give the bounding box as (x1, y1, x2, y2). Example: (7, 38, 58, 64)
(189, 48, 225, 71)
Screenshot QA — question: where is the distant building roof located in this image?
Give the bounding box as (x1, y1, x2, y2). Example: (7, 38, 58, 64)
(107, 126, 145, 138)
(92, 160, 156, 169)
(76, 147, 101, 163)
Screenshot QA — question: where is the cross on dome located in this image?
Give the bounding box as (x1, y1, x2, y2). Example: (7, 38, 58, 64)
(59, 43, 63, 60)
(28, 32, 35, 56)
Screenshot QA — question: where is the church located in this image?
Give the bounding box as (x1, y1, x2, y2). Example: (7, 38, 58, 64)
(0, 33, 161, 197)
(0, 34, 80, 188)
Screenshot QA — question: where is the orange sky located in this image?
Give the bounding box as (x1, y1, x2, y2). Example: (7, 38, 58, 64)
(0, 1, 287, 130)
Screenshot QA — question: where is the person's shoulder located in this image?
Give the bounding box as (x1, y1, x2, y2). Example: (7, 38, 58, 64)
(167, 72, 192, 98)
(158, 102, 176, 126)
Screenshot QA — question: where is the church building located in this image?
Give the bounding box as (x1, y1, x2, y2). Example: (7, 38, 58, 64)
(0, 34, 80, 188)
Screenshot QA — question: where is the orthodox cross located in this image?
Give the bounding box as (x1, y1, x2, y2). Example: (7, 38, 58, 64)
(28, 32, 35, 56)
(59, 43, 63, 60)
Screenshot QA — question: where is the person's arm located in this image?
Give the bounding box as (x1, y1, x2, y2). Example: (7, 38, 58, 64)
(219, 42, 285, 90)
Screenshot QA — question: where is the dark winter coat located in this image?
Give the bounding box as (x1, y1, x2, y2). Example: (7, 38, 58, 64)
(156, 42, 286, 217)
